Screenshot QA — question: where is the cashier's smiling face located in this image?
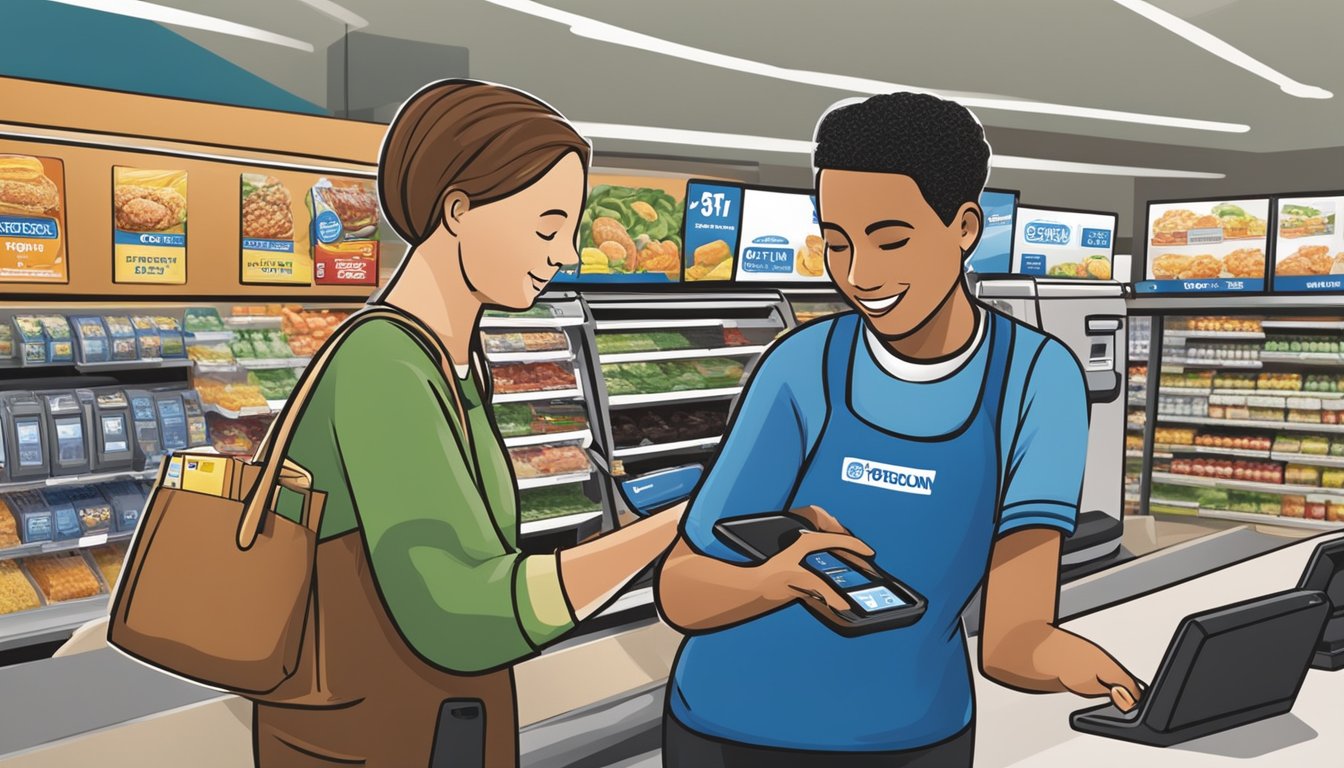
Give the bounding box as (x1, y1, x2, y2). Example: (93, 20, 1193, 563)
(456, 152, 585, 311)
(819, 169, 982, 339)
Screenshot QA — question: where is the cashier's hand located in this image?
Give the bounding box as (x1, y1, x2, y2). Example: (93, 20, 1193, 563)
(761, 506, 874, 617)
(1059, 646, 1145, 713)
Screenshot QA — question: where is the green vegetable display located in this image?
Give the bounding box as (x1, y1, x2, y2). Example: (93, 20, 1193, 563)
(520, 485, 599, 521)
(581, 185, 685, 255)
(595, 332, 693, 354)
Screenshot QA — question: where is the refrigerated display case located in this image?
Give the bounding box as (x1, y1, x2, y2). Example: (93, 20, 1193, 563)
(1126, 317, 1152, 515)
(582, 291, 792, 506)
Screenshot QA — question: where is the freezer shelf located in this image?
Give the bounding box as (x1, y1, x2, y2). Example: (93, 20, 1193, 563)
(1161, 359, 1263, 369)
(515, 471, 593, 491)
(600, 346, 766, 364)
(1165, 331, 1266, 340)
(0, 532, 134, 564)
(485, 350, 575, 365)
(503, 430, 593, 449)
(1198, 509, 1343, 531)
(492, 388, 584, 405)
(520, 510, 603, 536)
(1156, 415, 1344, 434)
(0, 469, 158, 495)
(609, 387, 743, 408)
(613, 436, 722, 459)
(0, 596, 109, 653)
(1151, 471, 1344, 498)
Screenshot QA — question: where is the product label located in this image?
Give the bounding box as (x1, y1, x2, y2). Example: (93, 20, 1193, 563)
(1013, 207, 1116, 280)
(240, 173, 312, 284)
(0, 155, 69, 283)
(1145, 199, 1269, 294)
(840, 456, 936, 496)
(310, 178, 380, 286)
(113, 167, 188, 284)
(735, 188, 826, 283)
(683, 181, 743, 282)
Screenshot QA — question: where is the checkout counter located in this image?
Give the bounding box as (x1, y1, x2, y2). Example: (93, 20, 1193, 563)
(0, 526, 1339, 767)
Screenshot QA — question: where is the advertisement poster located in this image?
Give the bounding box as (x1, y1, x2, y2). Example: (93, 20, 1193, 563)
(735, 188, 826, 283)
(309, 177, 379, 286)
(1272, 195, 1343, 292)
(683, 180, 742, 282)
(1012, 206, 1115, 280)
(0, 155, 68, 283)
(240, 174, 312, 284)
(112, 167, 188, 284)
(1139, 198, 1269, 294)
(964, 189, 1017, 275)
(560, 174, 685, 284)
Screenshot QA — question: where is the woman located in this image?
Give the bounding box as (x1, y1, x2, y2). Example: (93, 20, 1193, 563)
(251, 80, 682, 767)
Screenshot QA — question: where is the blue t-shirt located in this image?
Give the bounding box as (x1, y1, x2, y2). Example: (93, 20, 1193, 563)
(669, 309, 1088, 750)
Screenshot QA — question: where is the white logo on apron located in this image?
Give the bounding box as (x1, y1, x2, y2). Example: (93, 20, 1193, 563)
(841, 457, 936, 496)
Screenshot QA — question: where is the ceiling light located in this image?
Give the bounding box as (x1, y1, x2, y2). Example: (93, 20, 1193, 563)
(293, 0, 368, 29)
(1111, 0, 1331, 99)
(49, 0, 314, 52)
(573, 122, 1225, 179)
(487, 0, 1249, 133)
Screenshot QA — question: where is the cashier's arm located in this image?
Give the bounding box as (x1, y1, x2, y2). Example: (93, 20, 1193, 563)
(979, 528, 1143, 711)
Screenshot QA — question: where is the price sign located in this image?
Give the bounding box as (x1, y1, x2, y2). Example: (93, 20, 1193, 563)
(683, 181, 743, 282)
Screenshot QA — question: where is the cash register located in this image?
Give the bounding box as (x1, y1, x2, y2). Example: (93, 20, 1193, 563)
(80, 388, 135, 473)
(1, 392, 50, 481)
(39, 390, 92, 477)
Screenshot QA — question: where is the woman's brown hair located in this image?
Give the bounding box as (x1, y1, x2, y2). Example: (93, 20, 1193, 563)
(379, 79, 592, 246)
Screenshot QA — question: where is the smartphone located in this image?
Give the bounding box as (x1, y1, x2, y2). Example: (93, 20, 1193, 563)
(429, 698, 486, 768)
(713, 513, 927, 636)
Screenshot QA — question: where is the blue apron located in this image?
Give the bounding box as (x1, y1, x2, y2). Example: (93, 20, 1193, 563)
(670, 310, 1014, 752)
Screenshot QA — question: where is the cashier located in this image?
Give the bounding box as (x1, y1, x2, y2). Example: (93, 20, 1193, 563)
(657, 92, 1142, 767)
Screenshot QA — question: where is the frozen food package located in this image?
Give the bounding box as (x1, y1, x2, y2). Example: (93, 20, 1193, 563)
(23, 552, 103, 602)
(0, 560, 41, 615)
(509, 445, 590, 478)
(491, 362, 577, 394)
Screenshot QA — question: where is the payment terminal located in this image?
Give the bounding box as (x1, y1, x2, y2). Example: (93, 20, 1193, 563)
(39, 390, 92, 477)
(153, 391, 190, 453)
(179, 390, 210, 448)
(124, 389, 164, 471)
(714, 512, 927, 637)
(1, 392, 50, 481)
(83, 389, 134, 473)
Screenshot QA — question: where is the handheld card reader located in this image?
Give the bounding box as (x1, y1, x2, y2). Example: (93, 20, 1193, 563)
(124, 390, 163, 471)
(178, 390, 210, 447)
(39, 391, 92, 477)
(1298, 537, 1344, 671)
(153, 391, 190, 453)
(713, 512, 927, 637)
(618, 464, 704, 517)
(85, 389, 134, 473)
(1, 392, 50, 481)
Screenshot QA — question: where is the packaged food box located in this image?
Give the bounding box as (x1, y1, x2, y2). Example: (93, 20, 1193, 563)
(491, 362, 577, 394)
(508, 445, 590, 479)
(482, 332, 570, 354)
(1286, 465, 1322, 486)
(13, 316, 47, 364)
(1331, 440, 1344, 457)
(88, 542, 129, 590)
(1288, 409, 1322, 424)
(151, 316, 187, 359)
(1274, 435, 1303, 453)
(1301, 436, 1331, 456)
(1321, 469, 1344, 489)
(1306, 500, 1328, 521)
(183, 307, 225, 332)
(70, 316, 111, 364)
(99, 482, 146, 533)
(0, 560, 41, 616)
(22, 552, 103, 602)
(0, 325, 11, 360)
(5, 491, 53, 544)
(193, 379, 267, 411)
(38, 489, 85, 541)
(102, 316, 139, 361)
(1328, 501, 1344, 523)
(1281, 495, 1307, 518)
(64, 489, 113, 536)
(186, 341, 236, 365)
(130, 316, 163, 359)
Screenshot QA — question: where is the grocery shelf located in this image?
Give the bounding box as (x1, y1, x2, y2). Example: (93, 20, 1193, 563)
(596, 319, 722, 332)
(223, 316, 282, 329)
(192, 361, 241, 374)
(1157, 444, 1270, 460)
(237, 357, 310, 370)
(203, 402, 272, 419)
(485, 350, 575, 365)
(608, 387, 743, 408)
(1271, 452, 1344, 468)
(1151, 471, 1344, 497)
(1156, 415, 1344, 434)
(479, 316, 586, 330)
(1161, 359, 1262, 369)
(0, 468, 158, 494)
(600, 345, 767, 365)
(519, 510, 603, 536)
(613, 436, 723, 459)
(1127, 450, 1172, 460)
(0, 597, 110, 653)
(1260, 352, 1344, 366)
(515, 470, 593, 491)
(503, 430, 593, 449)
(1165, 330, 1265, 340)
(185, 331, 234, 343)
(45, 359, 192, 373)
(1262, 320, 1344, 331)
(492, 387, 584, 405)
(1149, 498, 1200, 511)
(1163, 387, 1344, 399)
(1160, 386, 1214, 396)
(1199, 509, 1343, 531)
(1126, 423, 1146, 433)
(0, 531, 134, 564)
(265, 400, 288, 412)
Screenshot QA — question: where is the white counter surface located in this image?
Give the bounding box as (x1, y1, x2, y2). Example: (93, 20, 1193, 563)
(971, 531, 1344, 767)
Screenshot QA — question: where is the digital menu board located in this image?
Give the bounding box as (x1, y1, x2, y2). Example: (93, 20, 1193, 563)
(1272, 194, 1343, 292)
(1012, 205, 1116, 280)
(556, 174, 686, 285)
(735, 187, 827, 283)
(1139, 198, 1269, 294)
(682, 180, 742, 282)
(964, 188, 1018, 275)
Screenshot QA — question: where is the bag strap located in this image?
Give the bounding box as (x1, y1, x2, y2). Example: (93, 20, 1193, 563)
(238, 307, 463, 548)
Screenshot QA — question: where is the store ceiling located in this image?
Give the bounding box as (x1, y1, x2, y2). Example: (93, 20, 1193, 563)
(158, 0, 1342, 158)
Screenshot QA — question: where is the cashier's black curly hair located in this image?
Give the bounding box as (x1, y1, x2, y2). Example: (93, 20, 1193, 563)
(813, 92, 991, 225)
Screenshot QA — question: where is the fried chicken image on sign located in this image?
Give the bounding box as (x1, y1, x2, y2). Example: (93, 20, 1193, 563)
(1277, 245, 1333, 276)
(1178, 254, 1223, 280)
(0, 156, 59, 216)
(242, 178, 294, 240)
(1151, 253, 1193, 280)
(1223, 248, 1266, 279)
(114, 185, 186, 232)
